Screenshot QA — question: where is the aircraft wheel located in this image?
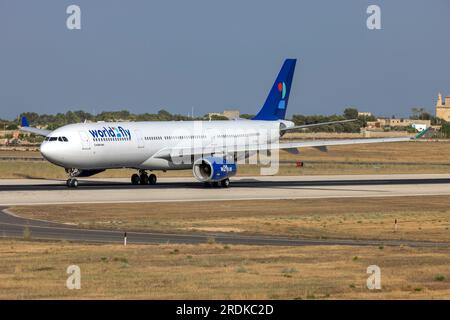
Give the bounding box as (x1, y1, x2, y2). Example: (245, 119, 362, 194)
(71, 179, 79, 188)
(221, 178, 230, 188)
(148, 174, 157, 185)
(212, 181, 220, 188)
(131, 174, 140, 185)
(140, 174, 149, 185)
(67, 178, 78, 188)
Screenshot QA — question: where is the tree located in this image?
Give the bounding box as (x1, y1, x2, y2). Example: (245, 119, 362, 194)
(208, 114, 229, 121)
(411, 107, 432, 121)
(74, 110, 94, 122)
(411, 107, 425, 119)
(440, 122, 450, 138)
(343, 108, 359, 120)
(6, 124, 18, 130)
(157, 109, 172, 120)
(65, 111, 81, 124)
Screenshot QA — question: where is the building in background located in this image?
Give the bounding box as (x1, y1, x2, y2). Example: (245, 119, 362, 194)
(208, 110, 240, 120)
(366, 118, 431, 131)
(436, 93, 450, 121)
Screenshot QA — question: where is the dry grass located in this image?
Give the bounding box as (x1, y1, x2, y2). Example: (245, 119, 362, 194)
(4, 161, 450, 179)
(0, 240, 449, 299)
(0, 149, 40, 157)
(11, 196, 450, 242)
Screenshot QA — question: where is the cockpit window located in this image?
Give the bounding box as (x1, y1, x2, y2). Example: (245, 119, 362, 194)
(46, 136, 68, 142)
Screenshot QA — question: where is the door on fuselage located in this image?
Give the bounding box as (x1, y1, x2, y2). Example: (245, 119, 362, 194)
(134, 130, 144, 148)
(78, 131, 91, 150)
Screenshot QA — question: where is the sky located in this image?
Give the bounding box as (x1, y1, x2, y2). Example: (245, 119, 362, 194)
(0, 0, 450, 120)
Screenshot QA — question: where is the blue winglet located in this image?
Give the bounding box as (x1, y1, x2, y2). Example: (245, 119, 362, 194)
(252, 59, 297, 121)
(414, 127, 431, 139)
(21, 116, 29, 127)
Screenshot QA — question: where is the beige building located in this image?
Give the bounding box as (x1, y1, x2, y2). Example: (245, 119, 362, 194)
(367, 118, 431, 130)
(366, 121, 382, 130)
(436, 93, 450, 121)
(383, 118, 430, 127)
(208, 109, 240, 120)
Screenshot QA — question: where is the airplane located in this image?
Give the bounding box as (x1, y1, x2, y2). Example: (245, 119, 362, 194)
(19, 59, 429, 188)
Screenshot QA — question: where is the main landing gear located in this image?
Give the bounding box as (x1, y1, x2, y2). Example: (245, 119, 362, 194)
(204, 178, 230, 188)
(131, 170, 157, 186)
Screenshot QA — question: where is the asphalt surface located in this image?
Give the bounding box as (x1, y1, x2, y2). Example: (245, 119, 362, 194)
(3, 176, 450, 192)
(3, 175, 450, 206)
(0, 206, 449, 248)
(1, 175, 450, 247)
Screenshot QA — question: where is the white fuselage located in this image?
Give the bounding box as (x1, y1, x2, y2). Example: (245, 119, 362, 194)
(40, 119, 290, 171)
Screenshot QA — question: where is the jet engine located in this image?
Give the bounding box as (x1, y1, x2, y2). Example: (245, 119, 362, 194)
(192, 157, 237, 183)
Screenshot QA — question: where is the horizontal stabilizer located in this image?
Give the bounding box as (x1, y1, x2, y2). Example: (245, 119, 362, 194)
(19, 117, 51, 136)
(285, 148, 300, 155)
(281, 119, 358, 132)
(313, 146, 328, 152)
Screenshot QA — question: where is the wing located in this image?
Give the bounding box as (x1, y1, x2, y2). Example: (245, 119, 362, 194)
(281, 119, 358, 132)
(154, 129, 429, 160)
(19, 117, 51, 137)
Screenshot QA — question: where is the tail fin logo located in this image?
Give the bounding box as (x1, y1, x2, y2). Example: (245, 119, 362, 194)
(252, 58, 296, 121)
(278, 82, 287, 109)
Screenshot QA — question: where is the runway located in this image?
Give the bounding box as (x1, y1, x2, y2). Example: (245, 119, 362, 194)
(2, 174, 450, 205)
(1, 174, 450, 247)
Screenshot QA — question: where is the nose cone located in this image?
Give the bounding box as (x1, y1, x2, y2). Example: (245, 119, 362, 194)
(40, 142, 62, 164)
(40, 142, 52, 160)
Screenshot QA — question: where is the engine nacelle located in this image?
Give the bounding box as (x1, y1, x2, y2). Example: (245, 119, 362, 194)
(192, 157, 237, 182)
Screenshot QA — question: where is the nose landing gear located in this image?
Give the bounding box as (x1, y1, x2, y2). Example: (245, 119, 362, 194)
(66, 178, 78, 188)
(131, 170, 157, 186)
(65, 168, 80, 188)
